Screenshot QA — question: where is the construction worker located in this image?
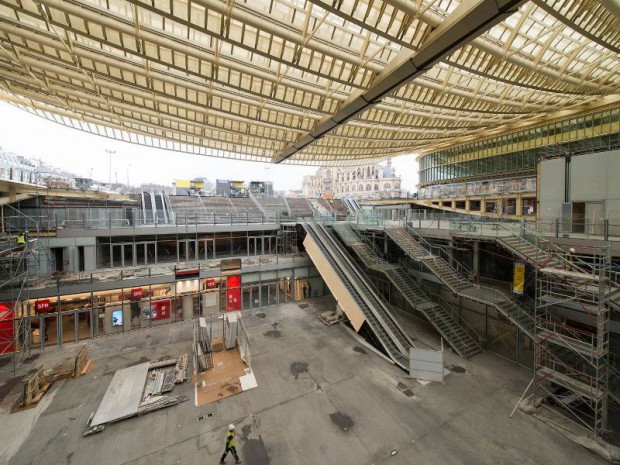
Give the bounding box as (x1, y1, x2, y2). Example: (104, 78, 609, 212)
(16, 232, 26, 250)
(220, 424, 241, 464)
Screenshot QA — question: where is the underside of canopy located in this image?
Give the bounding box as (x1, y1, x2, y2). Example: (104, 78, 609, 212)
(0, 0, 618, 165)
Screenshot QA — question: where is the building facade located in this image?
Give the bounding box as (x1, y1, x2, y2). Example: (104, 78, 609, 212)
(415, 103, 620, 219)
(302, 160, 401, 200)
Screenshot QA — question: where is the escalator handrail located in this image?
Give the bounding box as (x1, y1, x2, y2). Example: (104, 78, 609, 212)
(307, 219, 415, 353)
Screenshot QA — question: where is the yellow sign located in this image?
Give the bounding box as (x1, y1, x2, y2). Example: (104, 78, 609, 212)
(513, 262, 525, 294)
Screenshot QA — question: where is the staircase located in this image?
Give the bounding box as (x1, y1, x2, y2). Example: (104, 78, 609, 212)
(332, 224, 396, 272)
(497, 236, 562, 269)
(385, 227, 472, 291)
(333, 223, 481, 359)
(385, 268, 481, 359)
(384, 226, 536, 340)
(497, 234, 620, 311)
(281, 196, 293, 218)
(249, 191, 266, 215)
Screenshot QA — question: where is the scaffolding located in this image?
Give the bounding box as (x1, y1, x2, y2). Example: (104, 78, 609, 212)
(278, 224, 298, 255)
(0, 206, 51, 376)
(533, 243, 611, 437)
(0, 239, 32, 375)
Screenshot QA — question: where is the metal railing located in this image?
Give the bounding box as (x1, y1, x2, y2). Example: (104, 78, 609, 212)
(354, 216, 537, 335)
(450, 217, 620, 240)
(12, 253, 312, 293)
(2, 211, 300, 231)
(450, 219, 614, 281)
(404, 222, 477, 280)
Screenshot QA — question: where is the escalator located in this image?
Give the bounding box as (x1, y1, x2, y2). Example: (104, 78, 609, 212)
(303, 219, 415, 370)
(141, 190, 154, 224)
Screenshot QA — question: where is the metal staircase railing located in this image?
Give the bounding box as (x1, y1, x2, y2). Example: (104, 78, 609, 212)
(332, 224, 392, 271)
(281, 196, 293, 218)
(404, 223, 478, 283)
(248, 191, 266, 215)
(377, 224, 537, 340)
(332, 221, 481, 359)
(489, 223, 620, 312)
(386, 267, 482, 359)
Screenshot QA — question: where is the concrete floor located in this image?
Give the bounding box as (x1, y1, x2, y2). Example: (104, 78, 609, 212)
(0, 296, 608, 465)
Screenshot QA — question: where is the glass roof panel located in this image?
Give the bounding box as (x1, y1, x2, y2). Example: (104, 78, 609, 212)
(0, 0, 618, 164)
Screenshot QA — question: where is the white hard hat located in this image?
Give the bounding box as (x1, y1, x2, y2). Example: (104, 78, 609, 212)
(569, 248, 576, 253)
(229, 424, 235, 430)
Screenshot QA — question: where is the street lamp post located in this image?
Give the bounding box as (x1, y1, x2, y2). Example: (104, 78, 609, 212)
(105, 149, 116, 186)
(126, 163, 132, 188)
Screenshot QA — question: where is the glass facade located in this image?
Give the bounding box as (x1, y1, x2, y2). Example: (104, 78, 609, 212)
(419, 177, 536, 200)
(96, 232, 279, 269)
(419, 107, 620, 186)
(15, 265, 327, 351)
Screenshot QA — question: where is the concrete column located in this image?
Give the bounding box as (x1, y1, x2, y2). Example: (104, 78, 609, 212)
(448, 239, 455, 267)
(515, 194, 523, 217)
(182, 294, 194, 320)
(473, 241, 480, 277)
(384, 234, 388, 254)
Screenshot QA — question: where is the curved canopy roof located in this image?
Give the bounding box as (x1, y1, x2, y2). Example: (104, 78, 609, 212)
(0, 0, 619, 165)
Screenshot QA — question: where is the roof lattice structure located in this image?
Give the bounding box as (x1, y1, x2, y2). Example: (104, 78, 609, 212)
(0, 0, 619, 165)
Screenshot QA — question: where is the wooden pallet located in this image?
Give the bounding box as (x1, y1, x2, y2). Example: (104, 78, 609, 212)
(74, 345, 90, 377)
(12, 366, 52, 412)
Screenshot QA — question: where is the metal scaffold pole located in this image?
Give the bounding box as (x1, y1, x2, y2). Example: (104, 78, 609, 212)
(0, 205, 51, 376)
(530, 238, 611, 437)
(278, 223, 298, 255)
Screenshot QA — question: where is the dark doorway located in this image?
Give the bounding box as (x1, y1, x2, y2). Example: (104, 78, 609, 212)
(78, 246, 85, 272)
(51, 247, 65, 272)
(572, 202, 585, 233)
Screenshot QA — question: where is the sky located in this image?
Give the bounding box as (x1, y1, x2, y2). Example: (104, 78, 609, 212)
(0, 101, 419, 192)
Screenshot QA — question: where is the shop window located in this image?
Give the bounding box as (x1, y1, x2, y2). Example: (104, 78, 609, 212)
(522, 199, 536, 215)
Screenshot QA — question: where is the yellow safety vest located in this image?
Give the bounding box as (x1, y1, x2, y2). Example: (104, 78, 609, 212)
(226, 431, 235, 448)
(17, 235, 26, 245)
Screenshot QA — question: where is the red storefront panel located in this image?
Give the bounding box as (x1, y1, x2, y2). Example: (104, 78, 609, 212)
(131, 288, 144, 300)
(35, 299, 51, 313)
(226, 275, 241, 312)
(142, 299, 171, 321)
(151, 300, 171, 320)
(0, 303, 15, 354)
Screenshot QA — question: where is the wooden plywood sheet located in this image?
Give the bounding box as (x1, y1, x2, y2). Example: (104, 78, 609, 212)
(196, 378, 243, 406)
(194, 348, 248, 407)
(92, 363, 149, 426)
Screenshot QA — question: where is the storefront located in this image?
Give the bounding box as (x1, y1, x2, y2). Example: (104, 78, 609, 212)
(5, 266, 328, 352)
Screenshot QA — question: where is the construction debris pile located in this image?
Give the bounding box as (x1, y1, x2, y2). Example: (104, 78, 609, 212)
(84, 354, 189, 436)
(13, 345, 93, 412)
(145, 354, 189, 399)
